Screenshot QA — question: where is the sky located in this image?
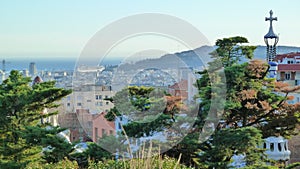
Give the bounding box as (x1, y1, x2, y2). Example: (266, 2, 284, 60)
(0, 0, 299, 60)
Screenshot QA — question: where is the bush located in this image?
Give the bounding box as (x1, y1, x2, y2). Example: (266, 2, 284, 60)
(26, 158, 79, 169)
(88, 155, 191, 169)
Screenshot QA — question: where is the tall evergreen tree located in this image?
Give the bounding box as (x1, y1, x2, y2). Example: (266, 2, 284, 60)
(194, 37, 300, 168)
(0, 70, 72, 168)
(105, 36, 300, 168)
(105, 86, 177, 138)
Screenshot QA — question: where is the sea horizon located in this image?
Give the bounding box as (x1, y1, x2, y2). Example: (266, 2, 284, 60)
(1, 57, 123, 72)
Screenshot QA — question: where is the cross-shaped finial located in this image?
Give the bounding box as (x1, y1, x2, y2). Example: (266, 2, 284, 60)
(265, 10, 277, 26)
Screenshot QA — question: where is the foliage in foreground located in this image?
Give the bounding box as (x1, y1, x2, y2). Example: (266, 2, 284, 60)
(104, 36, 300, 168)
(0, 70, 72, 168)
(24, 157, 300, 169)
(26, 156, 190, 169)
(26, 158, 79, 169)
(89, 156, 190, 169)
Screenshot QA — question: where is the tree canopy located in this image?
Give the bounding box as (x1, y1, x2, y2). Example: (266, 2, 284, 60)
(194, 37, 300, 167)
(0, 70, 72, 168)
(104, 36, 300, 168)
(210, 36, 257, 67)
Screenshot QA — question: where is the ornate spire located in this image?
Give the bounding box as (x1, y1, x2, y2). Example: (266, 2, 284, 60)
(264, 10, 279, 62)
(264, 10, 278, 39)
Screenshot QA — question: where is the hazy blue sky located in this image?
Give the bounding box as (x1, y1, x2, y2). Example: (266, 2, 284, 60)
(0, 0, 299, 59)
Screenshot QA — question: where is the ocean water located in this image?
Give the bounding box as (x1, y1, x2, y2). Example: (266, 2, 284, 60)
(3, 58, 122, 72)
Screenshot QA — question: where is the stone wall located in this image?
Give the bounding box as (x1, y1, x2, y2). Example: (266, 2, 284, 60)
(289, 135, 300, 164)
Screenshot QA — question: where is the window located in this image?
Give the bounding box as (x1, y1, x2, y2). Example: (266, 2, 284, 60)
(96, 102, 103, 106)
(67, 103, 70, 107)
(270, 143, 274, 151)
(95, 95, 102, 100)
(102, 129, 106, 136)
(110, 130, 113, 135)
(285, 73, 291, 80)
(284, 143, 288, 151)
(106, 102, 109, 105)
(95, 127, 98, 141)
(77, 96, 83, 101)
(278, 143, 282, 151)
(77, 102, 82, 106)
(105, 95, 108, 99)
(87, 99, 92, 102)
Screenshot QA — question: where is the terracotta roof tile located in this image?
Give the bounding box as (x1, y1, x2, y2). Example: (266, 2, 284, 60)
(278, 64, 300, 71)
(169, 80, 188, 90)
(275, 52, 300, 62)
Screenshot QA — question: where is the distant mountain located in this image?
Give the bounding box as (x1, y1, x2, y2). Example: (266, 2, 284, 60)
(117, 45, 300, 71)
(117, 46, 214, 71)
(254, 46, 300, 60)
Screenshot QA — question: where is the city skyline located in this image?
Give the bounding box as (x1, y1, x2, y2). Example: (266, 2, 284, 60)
(0, 0, 300, 60)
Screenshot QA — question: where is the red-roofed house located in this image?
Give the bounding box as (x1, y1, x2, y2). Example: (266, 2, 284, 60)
(58, 109, 115, 143)
(168, 80, 188, 98)
(275, 52, 300, 85)
(275, 52, 300, 64)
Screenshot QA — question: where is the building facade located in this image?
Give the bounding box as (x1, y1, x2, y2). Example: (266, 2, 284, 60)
(58, 109, 115, 142)
(275, 52, 300, 86)
(60, 84, 115, 114)
(272, 53, 300, 163)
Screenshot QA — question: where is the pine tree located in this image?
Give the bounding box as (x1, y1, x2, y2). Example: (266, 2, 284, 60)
(105, 37, 300, 168)
(194, 37, 300, 167)
(0, 70, 72, 168)
(105, 86, 175, 138)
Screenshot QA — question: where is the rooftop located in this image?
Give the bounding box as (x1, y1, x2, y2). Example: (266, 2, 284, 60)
(278, 64, 300, 71)
(275, 52, 300, 62)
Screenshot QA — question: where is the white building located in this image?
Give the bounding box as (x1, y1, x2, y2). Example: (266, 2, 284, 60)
(264, 136, 291, 161)
(60, 84, 115, 114)
(275, 52, 300, 86)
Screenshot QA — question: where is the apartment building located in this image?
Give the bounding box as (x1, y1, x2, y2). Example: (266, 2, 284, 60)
(60, 84, 115, 114)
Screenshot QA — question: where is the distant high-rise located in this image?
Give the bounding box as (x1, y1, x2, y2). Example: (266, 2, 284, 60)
(29, 62, 37, 76)
(22, 69, 29, 77)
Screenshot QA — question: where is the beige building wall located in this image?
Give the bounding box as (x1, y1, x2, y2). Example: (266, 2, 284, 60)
(60, 85, 115, 114)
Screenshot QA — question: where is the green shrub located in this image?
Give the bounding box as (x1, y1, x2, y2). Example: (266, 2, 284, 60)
(26, 158, 79, 169)
(88, 155, 191, 169)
